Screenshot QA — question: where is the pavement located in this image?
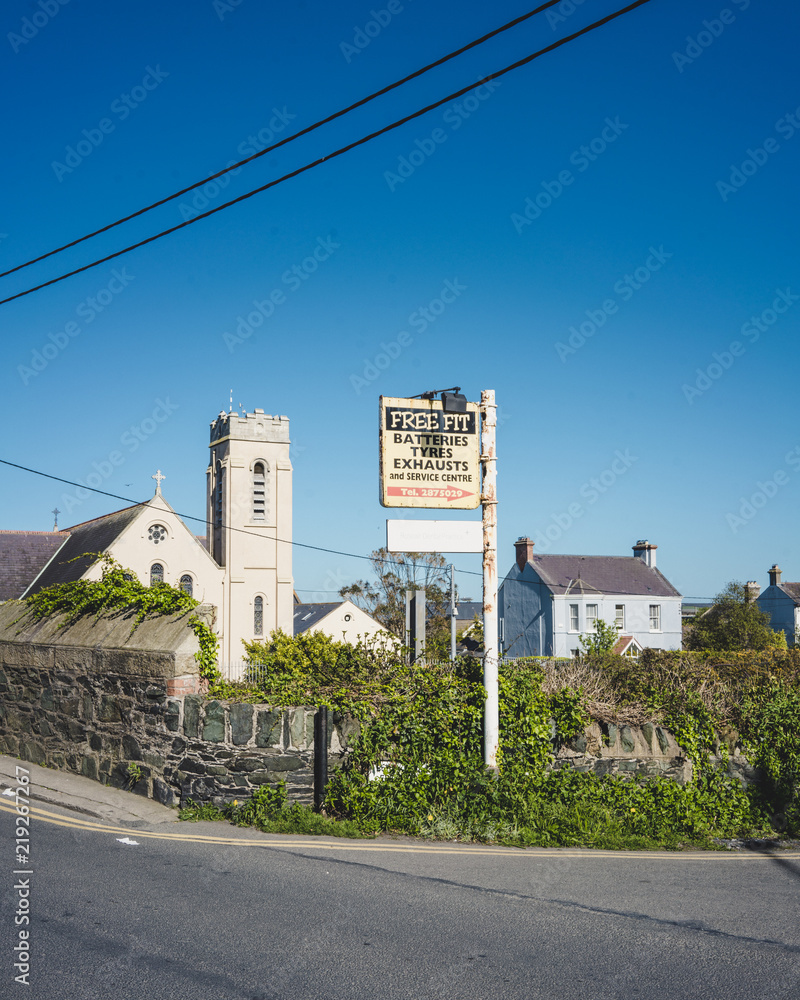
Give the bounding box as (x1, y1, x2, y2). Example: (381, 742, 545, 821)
(0, 754, 180, 827)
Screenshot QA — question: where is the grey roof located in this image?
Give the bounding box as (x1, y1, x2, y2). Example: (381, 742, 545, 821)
(293, 602, 341, 635)
(456, 603, 485, 651)
(25, 505, 146, 595)
(0, 531, 68, 601)
(779, 583, 800, 604)
(455, 600, 483, 626)
(524, 554, 681, 599)
(425, 599, 482, 617)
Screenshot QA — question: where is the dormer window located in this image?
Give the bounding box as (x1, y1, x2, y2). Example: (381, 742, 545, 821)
(253, 463, 266, 520)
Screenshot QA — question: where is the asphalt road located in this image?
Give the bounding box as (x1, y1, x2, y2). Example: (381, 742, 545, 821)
(2, 801, 799, 1000)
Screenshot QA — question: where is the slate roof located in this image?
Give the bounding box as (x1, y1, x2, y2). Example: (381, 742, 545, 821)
(452, 601, 483, 635)
(455, 600, 483, 621)
(293, 602, 341, 634)
(0, 531, 68, 601)
(525, 554, 681, 598)
(25, 504, 146, 595)
(424, 600, 483, 624)
(778, 583, 800, 604)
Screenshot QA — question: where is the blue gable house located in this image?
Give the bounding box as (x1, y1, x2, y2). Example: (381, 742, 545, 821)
(756, 564, 800, 643)
(499, 538, 682, 658)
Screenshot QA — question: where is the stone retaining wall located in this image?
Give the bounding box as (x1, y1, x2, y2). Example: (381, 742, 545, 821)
(0, 603, 760, 809)
(552, 719, 758, 786)
(0, 603, 357, 808)
(0, 661, 352, 807)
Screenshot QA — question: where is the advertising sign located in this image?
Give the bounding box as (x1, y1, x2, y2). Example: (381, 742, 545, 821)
(379, 395, 481, 509)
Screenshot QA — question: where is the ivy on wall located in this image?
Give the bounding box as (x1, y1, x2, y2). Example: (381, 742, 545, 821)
(13, 564, 800, 847)
(18, 554, 219, 681)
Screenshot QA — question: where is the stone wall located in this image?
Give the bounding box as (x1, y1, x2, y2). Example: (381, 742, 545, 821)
(150, 697, 358, 807)
(552, 719, 758, 787)
(0, 603, 357, 808)
(0, 603, 760, 810)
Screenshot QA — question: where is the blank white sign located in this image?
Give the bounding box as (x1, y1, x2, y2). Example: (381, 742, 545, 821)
(386, 519, 483, 553)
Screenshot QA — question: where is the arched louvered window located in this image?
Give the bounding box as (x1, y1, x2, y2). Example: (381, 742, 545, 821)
(254, 596, 264, 635)
(253, 462, 266, 520)
(179, 574, 193, 597)
(215, 467, 224, 529)
(150, 563, 164, 586)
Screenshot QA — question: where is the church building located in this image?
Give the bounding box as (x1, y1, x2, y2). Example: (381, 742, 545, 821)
(0, 407, 294, 666)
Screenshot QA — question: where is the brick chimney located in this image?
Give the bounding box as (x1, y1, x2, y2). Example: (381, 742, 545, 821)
(632, 539, 657, 569)
(745, 581, 761, 604)
(515, 536, 534, 571)
(769, 564, 782, 587)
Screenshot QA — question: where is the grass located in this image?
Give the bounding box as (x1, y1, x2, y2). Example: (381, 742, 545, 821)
(179, 797, 374, 839)
(180, 793, 770, 851)
(417, 802, 722, 851)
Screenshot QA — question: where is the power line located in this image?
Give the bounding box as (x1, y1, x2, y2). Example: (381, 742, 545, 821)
(294, 590, 353, 595)
(1, 453, 696, 595)
(0, 0, 655, 307)
(0, 456, 485, 578)
(0, 1, 564, 283)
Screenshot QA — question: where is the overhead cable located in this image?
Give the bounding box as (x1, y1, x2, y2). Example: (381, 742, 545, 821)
(0, 457, 484, 578)
(0, 0, 565, 282)
(0, 0, 655, 307)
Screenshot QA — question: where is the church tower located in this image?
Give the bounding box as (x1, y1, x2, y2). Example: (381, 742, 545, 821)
(207, 408, 293, 664)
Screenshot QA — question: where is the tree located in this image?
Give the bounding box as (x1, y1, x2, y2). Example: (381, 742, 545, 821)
(340, 548, 451, 654)
(686, 581, 788, 652)
(579, 618, 619, 656)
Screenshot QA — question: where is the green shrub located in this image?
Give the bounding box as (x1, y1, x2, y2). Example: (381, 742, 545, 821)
(498, 768, 765, 849)
(233, 628, 405, 711)
(180, 784, 372, 838)
(231, 782, 287, 824)
(325, 653, 783, 847)
(325, 661, 486, 834)
(191, 634, 799, 847)
(549, 687, 590, 747)
(735, 680, 800, 835)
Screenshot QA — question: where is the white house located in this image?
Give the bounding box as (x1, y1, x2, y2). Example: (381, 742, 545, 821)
(293, 599, 398, 650)
(499, 538, 682, 657)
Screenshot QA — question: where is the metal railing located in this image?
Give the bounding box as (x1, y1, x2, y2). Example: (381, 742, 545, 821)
(218, 661, 270, 684)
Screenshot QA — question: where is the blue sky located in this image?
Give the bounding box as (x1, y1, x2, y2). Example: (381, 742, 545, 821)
(1, 0, 798, 602)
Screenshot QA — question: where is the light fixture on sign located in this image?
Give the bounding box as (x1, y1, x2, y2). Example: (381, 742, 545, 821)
(441, 390, 467, 413)
(414, 385, 468, 412)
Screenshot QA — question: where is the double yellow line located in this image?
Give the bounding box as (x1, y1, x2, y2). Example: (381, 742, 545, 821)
(3, 799, 800, 860)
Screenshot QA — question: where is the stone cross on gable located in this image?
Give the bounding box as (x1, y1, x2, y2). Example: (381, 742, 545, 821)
(152, 469, 166, 495)
(52, 507, 60, 531)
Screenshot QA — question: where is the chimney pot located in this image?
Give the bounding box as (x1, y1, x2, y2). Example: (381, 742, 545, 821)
(515, 536, 534, 572)
(632, 540, 657, 569)
(745, 581, 761, 604)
